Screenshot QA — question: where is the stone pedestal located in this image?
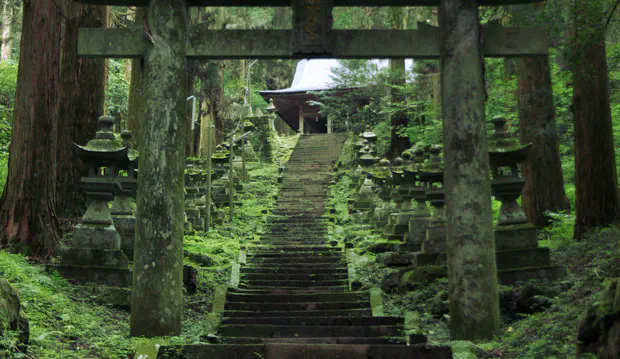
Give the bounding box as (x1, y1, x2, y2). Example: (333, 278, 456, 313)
(494, 223, 565, 284)
(403, 186, 431, 251)
(111, 196, 136, 260)
(57, 180, 131, 287)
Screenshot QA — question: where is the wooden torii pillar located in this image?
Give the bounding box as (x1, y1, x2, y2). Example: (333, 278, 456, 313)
(76, 0, 545, 340)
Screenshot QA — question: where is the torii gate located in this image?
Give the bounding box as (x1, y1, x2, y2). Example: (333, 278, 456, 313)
(76, 0, 546, 341)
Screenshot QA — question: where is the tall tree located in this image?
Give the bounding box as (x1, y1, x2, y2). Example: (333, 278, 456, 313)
(571, 0, 620, 239)
(1, 0, 14, 60)
(0, 0, 62, 255)
(516, 56, 570, 228)
(512, 5, 570, 228)
(55, 2, 108, 218)
(387, 7, 410, 158)
(127, 8, 146, 145)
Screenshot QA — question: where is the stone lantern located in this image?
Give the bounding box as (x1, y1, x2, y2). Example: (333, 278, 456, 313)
(212, 145, 232, 206)
(242, 119, 258, 163)
(488, 116, 565, 284)
(384, 157, 410, 241)
(399, 149, 416, 213)
(184, 166, 204, 232)
(370, 158, 393, 231)
(255, 99, 277, 163)
(353, 133, 366, 160)
(356, 141, 377, 192)
(57, 116, 131, 286)
(111, 129, 138, 259)
(354, 172, 375, 211)
(489, 117, 531, 226)
(402, 148, 433, 251)
(362, 126, 378, 149)
(418, 146, 446, 255)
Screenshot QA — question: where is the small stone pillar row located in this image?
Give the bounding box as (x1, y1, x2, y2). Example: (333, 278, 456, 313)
(489, 117, 565, 284)
(131, 0, 187, 338)
(57, 116, 131, 287)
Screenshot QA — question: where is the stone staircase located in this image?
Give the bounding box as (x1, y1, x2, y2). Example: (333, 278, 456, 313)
(158, 134, 451, 359)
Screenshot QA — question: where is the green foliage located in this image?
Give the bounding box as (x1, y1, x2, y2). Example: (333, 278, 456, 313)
(0, 61, 17, 152)
(105, 60, 129, 124)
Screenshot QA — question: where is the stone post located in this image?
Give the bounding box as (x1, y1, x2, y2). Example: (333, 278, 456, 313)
(439, 0, 499, 341)
(131, 0, 187, 338)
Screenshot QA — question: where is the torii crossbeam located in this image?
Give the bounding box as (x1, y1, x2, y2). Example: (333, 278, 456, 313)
(74, 0, 545, 341)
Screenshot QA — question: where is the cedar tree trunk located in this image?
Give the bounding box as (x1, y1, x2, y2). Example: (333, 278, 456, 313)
(127, 8, 146, 146)
(516, 56, 570, 228)
(55, 2, 107, 218)
(572, 1, 620, 239)
(0, 0, 62, 255)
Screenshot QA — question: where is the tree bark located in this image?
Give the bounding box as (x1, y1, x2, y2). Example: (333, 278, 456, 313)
(0, 0, 62, 256)
(516, 56, 570, 228)
(572, 0, 620, 239)
(55, 2, 107, 218)
(389, 58, 410, 158)
(131, 0, 187, 337)
(127, 8, 146, 146)
(439, 0, 500, 341)
(1, 0, 13, 60)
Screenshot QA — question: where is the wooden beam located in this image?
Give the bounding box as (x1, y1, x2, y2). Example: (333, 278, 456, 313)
(79, 27, 547, 60)
(76, 0, 544, 7)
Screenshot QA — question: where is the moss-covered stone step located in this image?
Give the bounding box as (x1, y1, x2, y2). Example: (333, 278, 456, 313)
(223, 308, 371, 318)
(498, 265, 566, 285)
(248, 251, 342, 259)
(230, 287, 351, 295)
(220, 316, 403, 326)
(158, 344, 452, 359)
(218, 324, 401, 338)
(226, 292, 367, 304)
(267, 218, 328, 224)
(269, 228, 328, 234)
(271, 210, 326, 216)
(250, 245, 339, 252)
(241, 267, 348, 275)
(244, 262, 346, 270)
(238, 284, 349, 292)
(247, 257, 344, 265)
(264, 233, 329, 239)
(224, 301, 370, 312)
(258, 240, 330, 245)
(249, 250, 338, 258)
(221, 337, 406, 345)
(240, 279, 349, 288)
(241, 272, 348, 281)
